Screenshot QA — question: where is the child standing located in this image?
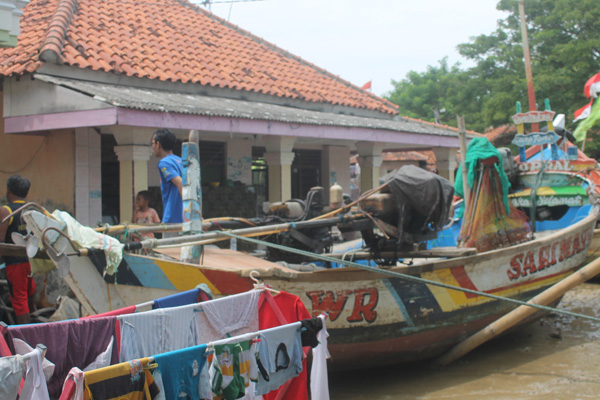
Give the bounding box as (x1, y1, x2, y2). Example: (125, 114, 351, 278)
(133, 190, 160, 239)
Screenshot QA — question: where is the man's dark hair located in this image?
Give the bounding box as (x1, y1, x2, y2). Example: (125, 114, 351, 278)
(153, 129, 177, 151)
(7, 175, 30, 198)
(137, 190, 152, 202)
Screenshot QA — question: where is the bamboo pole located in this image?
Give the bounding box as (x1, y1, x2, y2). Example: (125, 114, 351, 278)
(127, 215, 363, 250)
(435, 255, 600, 366)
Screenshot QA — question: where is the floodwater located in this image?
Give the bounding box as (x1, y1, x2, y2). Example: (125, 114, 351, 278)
(329, 283, 600, 400)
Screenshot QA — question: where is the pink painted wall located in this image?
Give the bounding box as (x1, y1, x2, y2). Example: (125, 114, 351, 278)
(0, 93, 75, 212)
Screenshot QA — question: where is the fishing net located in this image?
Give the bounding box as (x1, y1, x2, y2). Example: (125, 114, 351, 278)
(456, 138, 533, 252)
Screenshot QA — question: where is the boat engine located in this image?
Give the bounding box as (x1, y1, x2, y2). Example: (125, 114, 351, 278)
(264, 187, 334, 263)
(359, 165, 455, 264)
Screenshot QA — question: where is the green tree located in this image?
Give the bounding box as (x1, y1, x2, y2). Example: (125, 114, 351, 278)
(386, 0, 600, 135)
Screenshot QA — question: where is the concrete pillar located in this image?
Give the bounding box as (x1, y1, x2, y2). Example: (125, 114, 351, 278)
(114, 145, 152, 222)
(226, 138, 252, 185)
(75, 128, 102, 226)
(321, 145, 351, 203)
(356, 142, 385, 192)
(432, 147, 459, 184)
(263, 151, 295, 202)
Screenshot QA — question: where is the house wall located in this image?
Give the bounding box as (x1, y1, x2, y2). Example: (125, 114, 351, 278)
(321, 145, 351, 204)
(0, 92, 75, 211)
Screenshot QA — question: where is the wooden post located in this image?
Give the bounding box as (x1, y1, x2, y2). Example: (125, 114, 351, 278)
(518, 0, 539, 132)
(181, 130, 203, 263)
(436, 255, 600, 366)
(457, 115, 470, 211)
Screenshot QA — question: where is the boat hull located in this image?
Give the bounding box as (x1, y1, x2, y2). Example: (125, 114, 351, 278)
(22, 205, 598, 368)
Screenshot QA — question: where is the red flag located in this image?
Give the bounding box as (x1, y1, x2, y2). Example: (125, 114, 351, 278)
(574, 99, 593, 122)
(584, 73, 600, 98)
(361, 81, 372, 90)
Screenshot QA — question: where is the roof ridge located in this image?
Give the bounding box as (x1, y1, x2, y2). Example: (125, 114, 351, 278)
(173, 0, 398, 114)
(38, 0, 78, 64)
(402, 115, 481, 136)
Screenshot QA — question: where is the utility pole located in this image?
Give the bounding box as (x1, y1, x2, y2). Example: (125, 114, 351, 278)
(518, 0, 539, 132)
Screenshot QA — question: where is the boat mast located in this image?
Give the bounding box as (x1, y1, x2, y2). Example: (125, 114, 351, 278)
(518, 0, 539, 132)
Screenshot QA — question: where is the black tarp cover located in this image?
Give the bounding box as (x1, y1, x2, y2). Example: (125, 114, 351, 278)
(384, 165, 455, 242)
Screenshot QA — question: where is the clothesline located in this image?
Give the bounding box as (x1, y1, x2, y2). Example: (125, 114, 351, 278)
(1, 288, 331, 400)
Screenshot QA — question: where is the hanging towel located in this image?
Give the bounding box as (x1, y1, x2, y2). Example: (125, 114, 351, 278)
(0, 355, 25, 400)
(119, 304, 198, 362)
(6, 316, 118, 398)
(199, 290, 260, 340)
(59, 367, 84, 400)
(83, 358, 159, 400)
(153, 344, 208, 400)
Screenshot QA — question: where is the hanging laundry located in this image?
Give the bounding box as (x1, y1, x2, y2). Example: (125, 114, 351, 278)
(0, 325, 12, 356)
(254, 323, 303, 397)
(5, 316, 118, 398)
(200, 290, 260, 340)
(119, 304, 198, 362)
(20, 347, 51, 400)
(258, 291, 311, 400)
(80, 305, 137, 319)
(59, 367, 84, 400)
(83, 358, 159, 400)
(152, 284, 212, 309)
(299, 318, 322, 349)
(12, 339, 56, 382)
(309, 316, 330, 400)
(0, 355, 24, 400)
(153, 344, 208, 400)
(209, 340, 254, 400)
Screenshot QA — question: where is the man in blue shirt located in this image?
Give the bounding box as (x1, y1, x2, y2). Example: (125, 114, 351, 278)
(152, 129, 183, 223)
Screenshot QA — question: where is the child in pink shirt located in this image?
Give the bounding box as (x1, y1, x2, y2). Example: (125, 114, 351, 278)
(133, 190, 160, 239)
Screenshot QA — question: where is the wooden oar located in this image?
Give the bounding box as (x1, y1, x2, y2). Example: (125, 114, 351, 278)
(435, 255, 600, 366)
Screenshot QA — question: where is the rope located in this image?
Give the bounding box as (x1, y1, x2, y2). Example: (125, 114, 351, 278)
(219, 231, 600, 324)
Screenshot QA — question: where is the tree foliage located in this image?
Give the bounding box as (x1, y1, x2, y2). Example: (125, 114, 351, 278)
(385, 0, 600, 135)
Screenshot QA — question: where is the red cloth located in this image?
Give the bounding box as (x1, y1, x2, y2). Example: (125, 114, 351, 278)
(58, 379, 75, 400)
(0, 329, 12, 357)
(259, 291, 311, 400)
(80, 305, 137, 319)
(5, 261, 36, 316)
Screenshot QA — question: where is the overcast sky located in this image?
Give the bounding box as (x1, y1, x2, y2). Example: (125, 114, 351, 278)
(197, 0, 508, 97)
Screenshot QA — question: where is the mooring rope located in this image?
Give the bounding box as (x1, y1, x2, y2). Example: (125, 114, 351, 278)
(219, 231, 600, 324)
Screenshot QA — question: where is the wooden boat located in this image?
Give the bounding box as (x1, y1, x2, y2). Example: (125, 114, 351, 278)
(17, 159, 600, 371)
(8, 109, 600, 369)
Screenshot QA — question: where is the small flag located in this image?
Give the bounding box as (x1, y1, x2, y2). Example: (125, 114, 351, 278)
(584, 72, 600, 98)
(574, 99, 600, 142)
(361, 81, 372, 91)
(574, 99, 593, 122)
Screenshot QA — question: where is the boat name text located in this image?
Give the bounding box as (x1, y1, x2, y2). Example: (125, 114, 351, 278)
(306, 288, 378, 323)
(507, 231, 591, 281)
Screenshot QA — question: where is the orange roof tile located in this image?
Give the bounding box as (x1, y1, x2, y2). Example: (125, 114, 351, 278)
(2, 0, 398, 115)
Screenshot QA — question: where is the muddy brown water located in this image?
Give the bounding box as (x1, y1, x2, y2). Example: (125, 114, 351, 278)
(329, 283, 600, 399)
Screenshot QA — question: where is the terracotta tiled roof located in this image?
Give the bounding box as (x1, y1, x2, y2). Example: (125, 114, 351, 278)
(351, 151, 437, 171)
(1, 0, 398, 115)
(485, 124, 517, 147)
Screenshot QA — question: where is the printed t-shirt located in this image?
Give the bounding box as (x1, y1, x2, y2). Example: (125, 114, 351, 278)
(153, 344, 208, 400)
